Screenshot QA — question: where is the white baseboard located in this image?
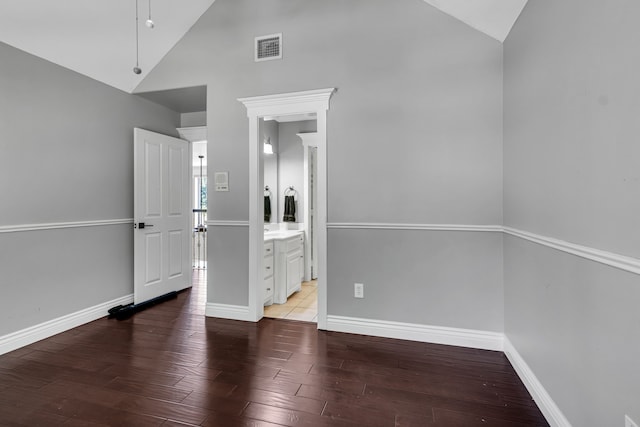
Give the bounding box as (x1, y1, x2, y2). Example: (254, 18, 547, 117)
(504, 337, 571, 427)
(326, 315, 504, 351)
(0, 294, 133, 356)
(205, 303, 252, 322)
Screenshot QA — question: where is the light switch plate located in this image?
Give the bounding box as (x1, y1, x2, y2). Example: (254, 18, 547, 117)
(354, 283, 364, 298)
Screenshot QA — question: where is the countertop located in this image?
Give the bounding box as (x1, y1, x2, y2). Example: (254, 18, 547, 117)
(263, 230, 303, 242)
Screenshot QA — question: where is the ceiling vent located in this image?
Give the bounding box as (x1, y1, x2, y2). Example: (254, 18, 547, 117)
(255, 33, 282, 62)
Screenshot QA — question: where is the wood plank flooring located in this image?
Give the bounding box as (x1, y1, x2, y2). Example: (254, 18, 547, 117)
(0, 270, 548, 426)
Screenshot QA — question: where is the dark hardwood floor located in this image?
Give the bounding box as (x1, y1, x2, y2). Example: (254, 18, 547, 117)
(0, 270, 548, 426)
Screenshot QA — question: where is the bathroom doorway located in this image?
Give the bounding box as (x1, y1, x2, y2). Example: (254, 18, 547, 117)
(261, 117, 318, 322)
(239, 88, 335, 328)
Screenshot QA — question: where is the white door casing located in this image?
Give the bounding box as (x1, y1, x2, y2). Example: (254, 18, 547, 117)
(134, 128, 192, 304)
(238, 88, 335, 328)
(298, 132, 319, 281)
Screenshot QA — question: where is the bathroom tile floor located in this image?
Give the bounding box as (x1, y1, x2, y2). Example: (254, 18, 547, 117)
(264, 280, 317, 322)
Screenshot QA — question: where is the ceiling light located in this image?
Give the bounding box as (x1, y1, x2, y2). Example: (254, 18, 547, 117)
(133, 0, 142, 74)
(263, 137, 274, 155)
(146, 0, 155, 28)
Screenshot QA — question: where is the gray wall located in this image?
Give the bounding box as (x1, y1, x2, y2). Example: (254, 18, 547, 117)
(137, 0, 504, 329)
(0, 42, 180, 336)
(330, 229, 503, 330)
(504, 0, 640, 425)
(181, 111, 206, 127)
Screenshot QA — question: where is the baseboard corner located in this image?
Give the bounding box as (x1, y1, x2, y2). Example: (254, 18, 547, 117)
(205, 303, 252, 322)
(503, 337, 572, 427)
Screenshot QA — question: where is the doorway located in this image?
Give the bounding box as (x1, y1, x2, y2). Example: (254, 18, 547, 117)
(238, 88, 336, 328)
(135, 84, 208, 307)
(260, 117, 318, 322)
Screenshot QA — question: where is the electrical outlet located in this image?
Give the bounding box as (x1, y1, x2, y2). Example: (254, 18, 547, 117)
(354, 283, 364, 299)
(626, 415, 639, 427)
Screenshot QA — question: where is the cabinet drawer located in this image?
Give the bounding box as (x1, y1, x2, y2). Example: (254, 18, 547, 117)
(264, 276, 274, 298)
(264, 254, 274, 278)
(263, 242, 274, 257)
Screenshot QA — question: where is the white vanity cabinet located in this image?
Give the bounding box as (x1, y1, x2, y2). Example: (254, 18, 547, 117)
(263, 241, 274, 306)
(273, 232, 304, 304)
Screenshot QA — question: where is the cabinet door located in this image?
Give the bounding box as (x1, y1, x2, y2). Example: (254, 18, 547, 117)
(299, 252, 304, 282)
(286, 251, 301, 297)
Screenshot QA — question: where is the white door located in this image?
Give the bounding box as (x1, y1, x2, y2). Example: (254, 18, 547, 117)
(134, 128, 191, 304)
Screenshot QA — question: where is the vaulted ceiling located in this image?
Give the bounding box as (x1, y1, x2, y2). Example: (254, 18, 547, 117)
(0, 0, 527, 95)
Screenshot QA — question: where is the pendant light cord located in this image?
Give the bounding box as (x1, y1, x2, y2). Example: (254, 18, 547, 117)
(148, 0, 152, 22)
(135, 0, 140, 69)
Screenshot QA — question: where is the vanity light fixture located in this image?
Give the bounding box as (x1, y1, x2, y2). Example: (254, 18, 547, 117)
(263, 137, 274, 154)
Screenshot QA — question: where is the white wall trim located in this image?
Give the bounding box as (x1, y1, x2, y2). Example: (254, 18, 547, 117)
(177, 126, 207, 142)
(326, 223, 640, 275)
(0, 219, 133, 234)
(326, 315, 504, 351)
(327, 222, 503, 232)
(205, 303, 252, 322)
(504, 338, 572, 427)
(207, 220, 250, 227)
(238, 88, 335, 116)
(0, 294, 133, 356)
(239, 88, 335, 328)
(504, 226, 640, 276)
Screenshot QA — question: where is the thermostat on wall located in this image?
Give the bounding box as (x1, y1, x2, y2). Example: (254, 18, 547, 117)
(214, 172, 229, 191)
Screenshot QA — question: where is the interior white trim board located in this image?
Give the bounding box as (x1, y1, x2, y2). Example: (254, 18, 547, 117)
(327, 223, 640, 275)
(0, 294, 133, 356)
(504, 226, 640, 275)
(504, 338, 572, 427)
(326, 315, 504, 351)
(239, 87, 336, 327)
(328, 223, 502, 232)
(0, 219, 133, 234)
(207, 220, 250, 227)
(205, 303, 251, 322)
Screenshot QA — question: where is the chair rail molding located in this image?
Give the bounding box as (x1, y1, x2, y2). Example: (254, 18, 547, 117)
(0, 219, 133, 233)
(327, 223, 502, 232)
(503, 226, 640, 275)
(207, 220, 250, 227)
(326, 222, 640, 275)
